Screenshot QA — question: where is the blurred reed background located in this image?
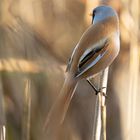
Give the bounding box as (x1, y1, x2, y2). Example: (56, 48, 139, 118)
(0, 0, 139, 140)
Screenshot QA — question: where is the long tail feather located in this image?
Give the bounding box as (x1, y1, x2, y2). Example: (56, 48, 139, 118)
(44, 74, 78, 136)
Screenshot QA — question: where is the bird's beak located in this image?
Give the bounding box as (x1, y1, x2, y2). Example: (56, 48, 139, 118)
(89, 12, 92, 16)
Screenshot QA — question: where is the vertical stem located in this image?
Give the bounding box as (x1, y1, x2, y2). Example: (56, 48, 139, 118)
(100, 67, 109, 140)
(0, 74, 6, 140)
(92, 67, 109, 140)
(92, 94, 102, 140)
(0, 126, 6, 140)
(22, 79, 31, 140)
(128, 0, 139, 139)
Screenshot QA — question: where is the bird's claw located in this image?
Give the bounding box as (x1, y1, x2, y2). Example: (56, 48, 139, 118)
(95, 87, 107, 98)
(86, 80, 107, 98)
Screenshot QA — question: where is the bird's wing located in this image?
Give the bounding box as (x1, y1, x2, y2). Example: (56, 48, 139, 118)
(66, 58, 71, 72)
(75, 39, 109, 78)
(66, 20, 110, 73)
(66, 46, 77, 72)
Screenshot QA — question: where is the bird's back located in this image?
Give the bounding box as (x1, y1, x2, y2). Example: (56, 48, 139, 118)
(67, 16, 119, 76)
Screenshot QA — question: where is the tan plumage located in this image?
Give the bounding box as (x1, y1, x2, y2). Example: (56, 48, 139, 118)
(45, 5, 120, 134)
(68, 16, 119, 78)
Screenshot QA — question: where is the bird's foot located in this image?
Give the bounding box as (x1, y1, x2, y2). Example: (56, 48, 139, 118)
(95, 87, 107, 97)
(86, 80, 107, 97)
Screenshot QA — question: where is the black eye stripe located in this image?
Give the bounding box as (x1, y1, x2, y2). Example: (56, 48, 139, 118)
(92, 10, 96, 18)
(93, 10, 96, 14)
(91, 9, 96, 24)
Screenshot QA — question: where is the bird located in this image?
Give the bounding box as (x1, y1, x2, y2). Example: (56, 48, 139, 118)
(44, 5, 120, 134)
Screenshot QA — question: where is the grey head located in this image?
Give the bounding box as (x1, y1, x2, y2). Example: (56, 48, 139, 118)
(91, 5, 118, 24)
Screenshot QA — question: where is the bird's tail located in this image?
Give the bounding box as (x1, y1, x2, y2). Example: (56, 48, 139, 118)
(44, 74, 78, 133)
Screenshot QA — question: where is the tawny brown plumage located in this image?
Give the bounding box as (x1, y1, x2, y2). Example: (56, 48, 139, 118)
(44, 6, 120, 135)
(68, 16, 119, 79)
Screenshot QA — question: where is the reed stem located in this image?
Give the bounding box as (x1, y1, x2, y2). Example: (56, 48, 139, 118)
(92, 67, 109, 140)
(22, 79, 31, 140)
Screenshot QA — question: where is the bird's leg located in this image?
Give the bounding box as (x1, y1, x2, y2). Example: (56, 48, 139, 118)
(86, 79, 98, 95)
(86, 79, 107, 97)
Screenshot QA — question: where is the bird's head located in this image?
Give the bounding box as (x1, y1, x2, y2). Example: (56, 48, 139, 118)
(90, 5, 118, 24)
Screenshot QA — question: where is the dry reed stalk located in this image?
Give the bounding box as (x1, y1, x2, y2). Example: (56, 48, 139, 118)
(92, 92, 102, 140)
(0, 76, 6, 140)
(92, 67, 109, 140)
(127, 0, 139, 139)
(100, 67, 109, 140)
(0, 126, 6, 140)
(22, 79, 31, 140)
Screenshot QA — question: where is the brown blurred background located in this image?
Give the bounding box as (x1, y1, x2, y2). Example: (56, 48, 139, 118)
(0, 0, 140, 140)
